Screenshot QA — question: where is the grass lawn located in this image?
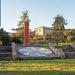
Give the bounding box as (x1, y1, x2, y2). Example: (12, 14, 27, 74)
(53, 42, 72, 46)
(38, 41, 72, 46)
(0, 59, 75, 75)
(0, 71, 75, 75)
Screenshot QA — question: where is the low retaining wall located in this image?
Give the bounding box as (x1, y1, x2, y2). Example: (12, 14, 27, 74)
(48, 43, 65, 58)
(71, 42, 75, 49)
(64, 52, 75, 58)
(0, 46, 12, 60)
(59, 45, 75, 58)
(0, 42, 75, 60)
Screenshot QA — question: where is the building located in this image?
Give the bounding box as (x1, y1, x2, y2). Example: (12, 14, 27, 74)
(35, 26, 53, 36)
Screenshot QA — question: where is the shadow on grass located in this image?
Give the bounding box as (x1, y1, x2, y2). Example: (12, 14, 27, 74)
(0, 71, 75, 75)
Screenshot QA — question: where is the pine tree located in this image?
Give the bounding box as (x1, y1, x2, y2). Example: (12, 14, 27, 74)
(52, 15, 67, 46)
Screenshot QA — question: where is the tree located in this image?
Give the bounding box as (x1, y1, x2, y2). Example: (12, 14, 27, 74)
(52, 15, 67, 46)
(11, 36, 21, 44)
(64, 29, 72, 42)
(71, 29, 75, 41)
(0, 28, 10, 46)
(12, 10, 30, 44)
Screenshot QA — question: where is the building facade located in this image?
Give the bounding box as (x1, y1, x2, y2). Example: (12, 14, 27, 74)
(35, 26, 53, 36)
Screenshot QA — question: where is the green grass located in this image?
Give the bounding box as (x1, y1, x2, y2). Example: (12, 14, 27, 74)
(53, 42, 72, 46)
(38, 41, 48, 46)
(38, 41, 72, 46)
(0, 59, 75, 75)
(0, 71, 75, 75)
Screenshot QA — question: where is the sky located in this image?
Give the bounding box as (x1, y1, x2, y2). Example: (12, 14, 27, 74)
(1, 0, 75, 32)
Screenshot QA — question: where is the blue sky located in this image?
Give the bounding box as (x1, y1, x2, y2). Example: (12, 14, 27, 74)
(1, 0, 75, 32)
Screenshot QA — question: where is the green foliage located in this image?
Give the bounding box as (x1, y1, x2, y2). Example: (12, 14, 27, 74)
(52, 15, 67, 29)
(52, 15, 67, 46)
(0, 28, 10, 46)
(64, 29, 75, 42)
(30, 30, 35, 38)
(11, 36, 21, 44)
(71, 29, 75, 41)
(67, 36, 74, 42)
(12, 10, 30, 44)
